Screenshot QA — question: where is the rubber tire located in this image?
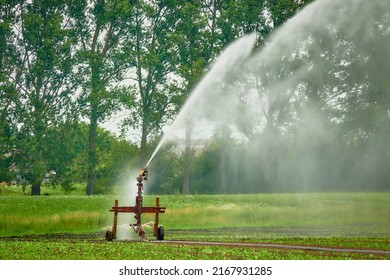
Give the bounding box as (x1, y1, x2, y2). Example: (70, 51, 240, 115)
(105, 230, 114, 241)
(157, 226, 164, 240)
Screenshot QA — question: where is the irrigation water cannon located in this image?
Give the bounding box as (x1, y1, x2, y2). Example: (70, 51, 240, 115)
(105, 167, 166, 241)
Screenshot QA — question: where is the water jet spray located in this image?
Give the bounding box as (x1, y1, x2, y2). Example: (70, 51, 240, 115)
(106, 167, 166, 241)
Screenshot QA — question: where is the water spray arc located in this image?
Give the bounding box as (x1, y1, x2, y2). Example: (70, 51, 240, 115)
(106, 167, 166, 241)
(144, 0, 390, 193)
(145, 33, 257, 167)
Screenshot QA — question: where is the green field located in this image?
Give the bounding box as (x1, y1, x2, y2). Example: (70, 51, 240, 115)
(0, 186, 389, 259)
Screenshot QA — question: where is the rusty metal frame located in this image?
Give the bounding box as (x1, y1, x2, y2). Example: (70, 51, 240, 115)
(108, 168, 166, 241)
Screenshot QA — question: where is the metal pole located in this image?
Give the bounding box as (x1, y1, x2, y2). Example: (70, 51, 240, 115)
(154, 197, 160, 238)
(113, 199, 118, 239)
(136, 175, 146, 240)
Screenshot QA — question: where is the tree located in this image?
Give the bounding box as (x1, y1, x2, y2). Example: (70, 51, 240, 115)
(44, 122, 88, 191)
(42, 122, 139, 194)
(267, 0, 314, 28)
(9, 0, 78, 195)
(73, 0, 134, 195)
(119, 1, 190, 165)
(0, 0, 19, 183)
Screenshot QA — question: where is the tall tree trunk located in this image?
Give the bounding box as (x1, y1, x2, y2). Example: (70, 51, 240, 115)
(31, 181, 41, 196)
(31, 107, 45, 196)
(86, 57, 102, 196)
(86, 105, 98, 195)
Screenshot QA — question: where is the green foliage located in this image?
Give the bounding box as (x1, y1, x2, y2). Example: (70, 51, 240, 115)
(94, 128, 139, 194)
(2, 0, 81, 195)
(0, 0, 389, 197)
(0, 123, 14, 183)
(268, 0, 312, 27)
(47, 123, 139, 194)
(1, 237, 388, 260)
(3, 120, 139, 195)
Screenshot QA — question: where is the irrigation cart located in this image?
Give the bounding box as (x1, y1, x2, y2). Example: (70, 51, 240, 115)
(105, 168, 166, 241)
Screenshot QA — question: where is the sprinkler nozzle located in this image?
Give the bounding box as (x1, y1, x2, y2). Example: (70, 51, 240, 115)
(139, 167, 148, 180)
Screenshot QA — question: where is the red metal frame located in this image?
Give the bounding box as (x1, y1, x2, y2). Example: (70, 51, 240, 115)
(109, 168, 166, 241)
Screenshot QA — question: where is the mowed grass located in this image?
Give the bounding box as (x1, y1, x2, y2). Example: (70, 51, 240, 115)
(159, 192, 390, 229)
(0, 189, 389, 259)
(0, 195, 112, 236)
(1, 191, 390, 236)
